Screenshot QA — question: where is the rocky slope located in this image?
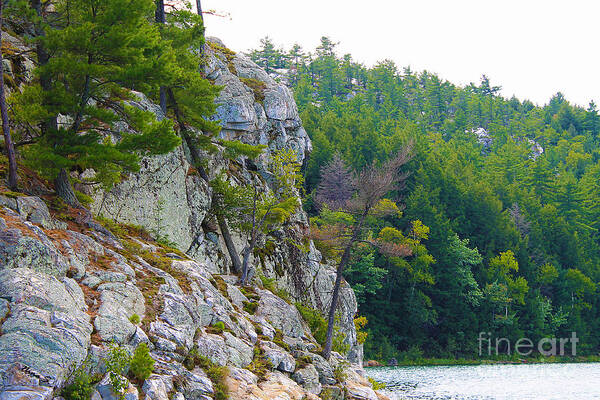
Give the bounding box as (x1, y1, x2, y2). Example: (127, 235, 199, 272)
(0, 36, 387, 400)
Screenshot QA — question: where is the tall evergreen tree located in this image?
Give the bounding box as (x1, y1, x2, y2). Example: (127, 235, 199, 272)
(12, 0, 186, 205)
(0, 0, 17, 189)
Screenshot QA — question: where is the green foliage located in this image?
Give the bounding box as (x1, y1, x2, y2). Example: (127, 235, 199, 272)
(295, 303, 327, 345)
(74, 191, 93, 207)
(345, 247, 387, 305)
(129, 343, 155, 382)
(247, 37, 600, 359)
(209, 173, 253, 222)
(295, 354, 313, 370)
(354, 316, 368, 345)
(221, 140, 265, 160)
(487, 250, 529, 305)
(273, 329, 291, 352)
(243, 301, 258, 314)
(208, 321, 226, 334)
(294, 303, 349, 354)
(246, 346, 272, 381)
(182, 347, 229, 400)
(332, 360, 348, 383)
(564, 269, 596, 301)
(258, 272, 276, 292)
(106, 343, 131, 399)
(159, 6, 221, 134)
(257, 271, 291, 303)
(331, 313, 350, 354)
(12, 0, 183, 187)
(239, 77, 267, 103)
(129, 314, 140, 325)
(62, 366, 93, 400)
(271, 147, 304, 197)
(9, 0, 221, 191)
(368, 377, 386, 390)
(537, 264, 559, 286)
(402, 344, 425, 361)
(207, 364, 229, 400)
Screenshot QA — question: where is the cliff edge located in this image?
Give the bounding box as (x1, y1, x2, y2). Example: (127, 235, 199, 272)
(0, 36, 386, 400)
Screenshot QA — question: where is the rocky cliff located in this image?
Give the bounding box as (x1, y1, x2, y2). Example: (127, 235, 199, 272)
(0, 36, 385, 400)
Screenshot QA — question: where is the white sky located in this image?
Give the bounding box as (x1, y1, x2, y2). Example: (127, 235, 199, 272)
(201, 0, 600, 109)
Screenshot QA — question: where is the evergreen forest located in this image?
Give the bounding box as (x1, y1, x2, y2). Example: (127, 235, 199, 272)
(251, 36, 600, 361)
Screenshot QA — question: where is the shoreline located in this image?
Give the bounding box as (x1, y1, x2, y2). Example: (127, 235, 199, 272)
(364, 355, 600, 368)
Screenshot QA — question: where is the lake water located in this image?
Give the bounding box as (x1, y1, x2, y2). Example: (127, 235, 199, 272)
(365, 363, 600, 400)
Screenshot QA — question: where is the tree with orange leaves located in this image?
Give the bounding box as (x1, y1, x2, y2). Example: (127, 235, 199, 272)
(313, 144, 415, 359)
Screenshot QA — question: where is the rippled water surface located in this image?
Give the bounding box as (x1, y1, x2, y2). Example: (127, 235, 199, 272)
(365, 363, 600, 399)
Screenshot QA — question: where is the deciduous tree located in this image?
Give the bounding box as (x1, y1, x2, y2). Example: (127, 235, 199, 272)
(318, 145, 413, 359)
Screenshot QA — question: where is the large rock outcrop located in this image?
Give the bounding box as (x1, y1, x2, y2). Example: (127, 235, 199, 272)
(0, 36, 378, 400)
(0, 194, 384, 400)
(87, 38, 361, 362)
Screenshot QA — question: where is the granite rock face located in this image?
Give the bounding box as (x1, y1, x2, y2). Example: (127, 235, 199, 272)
(0, 37, 380, 400)
(0, 194, 380, 400)
(82, 38, 360, 360)
(90, 119, 212, 257)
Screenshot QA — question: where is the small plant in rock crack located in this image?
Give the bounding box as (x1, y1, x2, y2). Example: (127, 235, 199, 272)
(106, 343, 131, 399)
(62, 364, 93, 400)
(207, 320, 226, 334)
(129, 343, 155, 382)
(333, 360, 349, 383)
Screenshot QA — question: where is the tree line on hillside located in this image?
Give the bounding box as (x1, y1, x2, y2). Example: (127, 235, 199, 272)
(251, 36, 600, 360)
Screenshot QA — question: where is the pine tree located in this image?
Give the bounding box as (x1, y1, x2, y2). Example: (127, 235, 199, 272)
(155, 0, 167, 114)
(12, 0, 184, 205)
(250, 37, 278, 73)
(315, 153, 354, 210)
(160, 5, 221, 136)
(0, 0, 17, 189)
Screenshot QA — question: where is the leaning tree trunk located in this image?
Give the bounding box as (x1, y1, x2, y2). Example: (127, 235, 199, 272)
(30, 0, 56, 134)
(240, 234, 256, 286)
(155, 0, 167, 114)
(196, 0, 203, 18)
(167, 87, 244, 275)
(0, 1, 17, 189)
(196, 0, 205, 56)
(322, 211, 367, 359)
(55, 168, 81, 208)
(217, 214, 243, 274)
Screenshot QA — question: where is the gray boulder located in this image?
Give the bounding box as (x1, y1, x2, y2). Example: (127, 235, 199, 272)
(0, 269, 91, 387)
(0, 386, 53, 400)
(0, 214, 69, 277)
(96, 374, 138, 400)
(309, 352, 336, 385)
(16, 196, 65, 230)
(259, 341, 295, 373)
(195, 333, 252, 368)
(178, 368, 213, 400)
(94, 282, 145, 344)
(291, 364, 321, 395)
(255, 289, 305, 338)
(142, 375, 169, 400)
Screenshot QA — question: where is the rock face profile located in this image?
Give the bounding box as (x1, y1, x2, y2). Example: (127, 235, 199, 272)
(0, 38, 386, 400)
